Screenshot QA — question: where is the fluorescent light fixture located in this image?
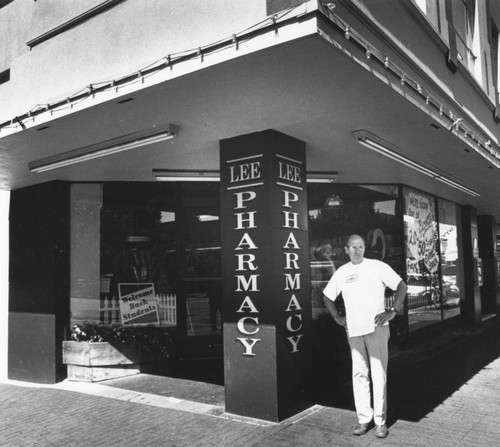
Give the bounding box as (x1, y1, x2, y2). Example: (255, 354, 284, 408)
(307, 171, 339, 183)
(153, 169, 220, 182)
(155, 170, 341, 183)
(434, 175, 479, 195)
(354, 130, 480, 197)
(29, 124, 178, 173)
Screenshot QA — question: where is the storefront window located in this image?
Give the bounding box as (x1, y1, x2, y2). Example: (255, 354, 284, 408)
(99, 182, 179, 328)
(70, 184, 102, 324)
(404, 188, 438, 330)
(308, 184, 462, 335)
(404, 188, 461, 330)
(70, 182, 222, 339)
(308, 184, 403, 321)
(438, 199, 461, 321)
(180, 190, 222, 336)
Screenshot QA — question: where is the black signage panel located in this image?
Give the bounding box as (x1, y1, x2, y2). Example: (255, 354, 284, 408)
(220, 130, 311, 422)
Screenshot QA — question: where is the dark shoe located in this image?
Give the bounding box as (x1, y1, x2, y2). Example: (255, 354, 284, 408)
(375, 424, 388, 438)
(352, 422, 370, 436)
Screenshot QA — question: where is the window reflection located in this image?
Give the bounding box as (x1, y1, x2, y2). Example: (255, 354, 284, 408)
(308, 184, 402, 321)
(70, 183, 179, 328)
(404, 190, 461, 331)
(308, 184, 463, 336)
(438, 200, 461, 321)
(99, 183, 178, 327)
(404, 189, 439, 330)
(70, 184, 102, 324)
(70, 182, 223, 355)
(181, 189, 222, 336)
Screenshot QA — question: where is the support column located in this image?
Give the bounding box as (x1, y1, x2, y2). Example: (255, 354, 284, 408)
(0, 190, 9, 382)
(478, 215, 500, 317)
(220, 130, 312, 422)
(457, 205, 482, 331)
(8, 181, 70, 383)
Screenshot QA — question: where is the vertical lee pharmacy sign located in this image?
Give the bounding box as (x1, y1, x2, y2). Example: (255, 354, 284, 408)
(220, 130, 311, 421)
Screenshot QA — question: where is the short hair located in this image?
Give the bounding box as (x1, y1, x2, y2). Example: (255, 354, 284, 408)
(345, 234, 365, 247)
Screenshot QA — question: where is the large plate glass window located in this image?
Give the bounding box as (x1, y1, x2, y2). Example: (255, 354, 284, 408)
(404, 188, 441, 331)
(437, 199, 461, 321)
(308, 184, 403, 322)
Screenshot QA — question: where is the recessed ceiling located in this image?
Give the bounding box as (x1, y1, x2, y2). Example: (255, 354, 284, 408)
(1, 34, 498, 217)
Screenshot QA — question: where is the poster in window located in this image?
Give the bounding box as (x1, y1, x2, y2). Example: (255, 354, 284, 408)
(405, 191, 439, 275)
(118, 283, 159, 326)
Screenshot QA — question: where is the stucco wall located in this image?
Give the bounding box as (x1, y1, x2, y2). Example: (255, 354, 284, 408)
(0, 0, 268, 122)
(0, 0, 32, 73)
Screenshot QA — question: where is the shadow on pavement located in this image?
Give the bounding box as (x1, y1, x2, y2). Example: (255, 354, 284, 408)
(312, 317, 500, 424)
(104, 317, 500, 423)
(105, 372, 226, 406)
(388, 319, 500, 423)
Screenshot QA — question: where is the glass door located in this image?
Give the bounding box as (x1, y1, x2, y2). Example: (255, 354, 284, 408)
(177, 183, 223, 359)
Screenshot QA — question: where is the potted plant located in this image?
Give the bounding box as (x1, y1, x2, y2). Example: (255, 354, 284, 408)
(63, 322, 174, 382)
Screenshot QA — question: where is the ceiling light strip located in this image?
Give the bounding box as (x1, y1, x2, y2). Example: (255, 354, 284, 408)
(434, 176, 480, 197)
(306, 171, 339, 183)
(354, 130, 480, 197)
(357, 138, 437, 179)
(29, 124, 178, 173)
(153, 169, 220, 182)
(154, 170, 342, 183)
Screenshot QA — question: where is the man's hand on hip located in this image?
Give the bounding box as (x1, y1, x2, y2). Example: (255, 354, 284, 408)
(374, 310, 396, 326)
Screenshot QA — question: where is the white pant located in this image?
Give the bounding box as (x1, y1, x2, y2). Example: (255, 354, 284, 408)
(348, 326, 390, 426)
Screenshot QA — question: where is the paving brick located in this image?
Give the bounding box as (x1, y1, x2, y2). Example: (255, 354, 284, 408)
(2, 320, 500, 446)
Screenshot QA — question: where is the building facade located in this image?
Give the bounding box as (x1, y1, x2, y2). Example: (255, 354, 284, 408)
(1, 0, 500, 422)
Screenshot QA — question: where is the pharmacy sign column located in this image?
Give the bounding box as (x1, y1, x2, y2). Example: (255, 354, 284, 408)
(220, 130, 312, 422)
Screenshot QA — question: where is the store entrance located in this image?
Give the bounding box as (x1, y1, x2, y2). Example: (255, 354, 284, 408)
(174, 184, 224, 383)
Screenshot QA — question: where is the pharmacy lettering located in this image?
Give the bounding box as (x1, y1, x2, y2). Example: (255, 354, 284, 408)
(220, 131, 311, 358)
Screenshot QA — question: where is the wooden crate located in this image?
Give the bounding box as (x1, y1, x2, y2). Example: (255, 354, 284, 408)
(63, 341, 143, 382)
(66, 364, 140, 382)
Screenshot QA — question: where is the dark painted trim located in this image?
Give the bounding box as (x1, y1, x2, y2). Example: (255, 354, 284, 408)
(266, 0, 307, 17)
(444, 0, 459, 72)
(0, 69, 10, 85)
(27, 0, 128, 49)
(0, 0, 14, 8)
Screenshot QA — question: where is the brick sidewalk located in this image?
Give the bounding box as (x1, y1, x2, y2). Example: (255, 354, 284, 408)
(1, 320, 500, 446)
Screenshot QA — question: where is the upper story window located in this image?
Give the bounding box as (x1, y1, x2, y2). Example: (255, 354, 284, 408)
(491, 20, 500, 102)
(415, 0, 427, 13)
(415, 0, 494, 97)
(27, 0, 127, 49)
(414, 0, 441, 32)
(452, 0, 482, 84)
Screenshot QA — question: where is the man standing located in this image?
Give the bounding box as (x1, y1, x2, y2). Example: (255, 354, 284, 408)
(323, 234, 407, 439)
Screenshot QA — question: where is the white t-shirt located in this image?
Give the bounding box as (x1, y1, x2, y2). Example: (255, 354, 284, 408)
(323, 258, 402, 337)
